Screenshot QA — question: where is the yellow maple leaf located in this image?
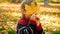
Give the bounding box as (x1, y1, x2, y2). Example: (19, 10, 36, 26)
(25, 2, 40, 15)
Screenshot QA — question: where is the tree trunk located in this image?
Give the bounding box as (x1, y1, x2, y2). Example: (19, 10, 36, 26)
(11, 0, 16, 3)
(18, 0, 23, 3)
(44, 0, 49, 6)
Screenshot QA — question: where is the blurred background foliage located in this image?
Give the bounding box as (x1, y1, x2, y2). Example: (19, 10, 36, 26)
(0, 0, 60, 3)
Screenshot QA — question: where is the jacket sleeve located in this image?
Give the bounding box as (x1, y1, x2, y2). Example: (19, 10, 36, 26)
(36, 23, 43, 34)
(35, 16, 43, 34)
(36, 23, 43, 31)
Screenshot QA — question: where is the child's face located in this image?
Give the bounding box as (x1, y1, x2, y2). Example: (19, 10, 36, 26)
(22, 11, 32, 18)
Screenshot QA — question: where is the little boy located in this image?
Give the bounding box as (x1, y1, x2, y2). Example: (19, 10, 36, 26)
(17, 0, 43, 34)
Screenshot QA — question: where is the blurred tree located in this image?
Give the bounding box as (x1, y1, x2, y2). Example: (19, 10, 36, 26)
(11, 0, 23, 3)
(44, 0, 49, 6)
(11, 0, 16, 3)
(18, 0, 23, 3)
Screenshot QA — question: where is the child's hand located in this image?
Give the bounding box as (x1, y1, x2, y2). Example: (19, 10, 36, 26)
(30, 14, 40, 26)
(33, 14, 40, 26)
(30, 14, 36, 21)
(35, 17, 40, 26)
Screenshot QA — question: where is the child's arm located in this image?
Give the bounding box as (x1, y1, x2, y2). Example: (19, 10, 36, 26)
(35, 15, 43, 34)
(31, 14, 43, 32)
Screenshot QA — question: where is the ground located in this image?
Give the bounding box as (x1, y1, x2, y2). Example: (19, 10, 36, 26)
(0, 3, 60, 34)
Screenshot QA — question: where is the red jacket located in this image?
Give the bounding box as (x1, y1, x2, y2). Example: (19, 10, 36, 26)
(18, 15, 43, 31)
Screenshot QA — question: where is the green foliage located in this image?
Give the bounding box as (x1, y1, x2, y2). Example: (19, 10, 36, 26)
(37, 0, 40, 2)
(37, 0, 60, 3)
(46, 27, 49, 32)
(0, 26, 4, 31)
(51, 30, 60, 34)
(7, 30, 16, 34)
(13, 18, 18, 22)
